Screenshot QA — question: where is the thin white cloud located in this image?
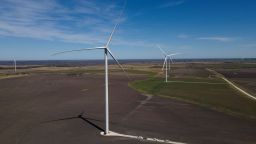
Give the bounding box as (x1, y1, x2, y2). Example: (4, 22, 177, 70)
(158, 0, 185, 9)
(0, 0, 127, 45)
(0, 21, 107, 44)
(197, 37, 234, 42)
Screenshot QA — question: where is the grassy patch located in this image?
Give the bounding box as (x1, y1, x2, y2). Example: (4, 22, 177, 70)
(0, 73, 28, 79)
(0, 73, 12, 78)
(129, 77, 164, 94)
(130, 77, 256, 119)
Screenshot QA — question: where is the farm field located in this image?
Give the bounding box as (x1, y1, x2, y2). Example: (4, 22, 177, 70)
(0, 61, 256, 144)
(216, 68, 256, 95)
(1, 0, 256, 144)
(130, 62, 256, 119)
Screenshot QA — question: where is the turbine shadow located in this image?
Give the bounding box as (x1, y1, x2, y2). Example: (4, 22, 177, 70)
(78, 115, 104, 131)
(42, 112, 104, 132)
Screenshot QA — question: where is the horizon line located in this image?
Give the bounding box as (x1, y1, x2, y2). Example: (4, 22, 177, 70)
(0, 58, 255, 61)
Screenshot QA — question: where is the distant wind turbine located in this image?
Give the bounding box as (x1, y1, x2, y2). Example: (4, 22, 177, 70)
(158, 45, 179, 83)
(52, 1, 128, 135)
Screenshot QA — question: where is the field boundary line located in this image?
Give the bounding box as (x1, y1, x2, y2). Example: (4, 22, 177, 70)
(167, 80, 225, 85)
(122, 94, 153, 121)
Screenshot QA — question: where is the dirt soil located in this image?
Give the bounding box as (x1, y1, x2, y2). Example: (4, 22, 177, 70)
(0, 74, 256, 144)
(216, 68, 256, 78)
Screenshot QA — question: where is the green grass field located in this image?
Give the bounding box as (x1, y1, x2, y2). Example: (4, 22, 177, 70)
(130, 76, 256, 119)
(0, 73, 27, 79)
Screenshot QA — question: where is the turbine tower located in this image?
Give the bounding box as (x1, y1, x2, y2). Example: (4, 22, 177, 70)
(158, 45, 179, 83)
(52, 1, 127, 135)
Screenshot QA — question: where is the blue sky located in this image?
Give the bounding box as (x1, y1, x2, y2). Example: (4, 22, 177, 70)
(0, 0, 255, 60)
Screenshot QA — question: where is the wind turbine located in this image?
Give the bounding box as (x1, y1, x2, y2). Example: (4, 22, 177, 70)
(158, 45, 179, 83)
(52, 2, 127, 135)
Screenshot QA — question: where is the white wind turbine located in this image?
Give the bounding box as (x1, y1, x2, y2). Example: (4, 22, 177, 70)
(158, 45, 179, 83)
(52, 2, 127, 135)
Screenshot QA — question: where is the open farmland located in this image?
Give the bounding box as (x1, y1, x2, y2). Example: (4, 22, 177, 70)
(216, 68, 256, 95)
(0, 61, 256, 144)
(130, 62, 256, 119)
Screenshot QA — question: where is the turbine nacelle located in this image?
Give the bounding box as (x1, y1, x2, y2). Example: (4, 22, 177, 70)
(157, 45, 179, 71)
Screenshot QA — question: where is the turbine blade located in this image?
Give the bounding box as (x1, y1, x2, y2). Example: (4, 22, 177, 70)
(106, 24, 118, 47)
(162, 56, 167, 71)
(170, 56, 174, 64)
(106, 0, 127, 47)
(107, 48, 130, 80)
(52, 47, 105, 56)
(157, 45, 167, 56)
(168, 53, 180, 56)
